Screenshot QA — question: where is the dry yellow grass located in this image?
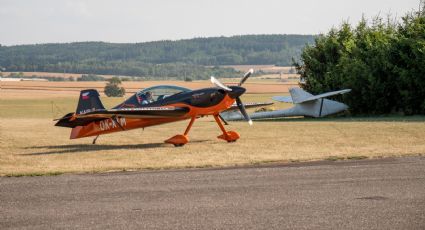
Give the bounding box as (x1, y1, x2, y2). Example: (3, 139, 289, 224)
(1, 82, 424, 176)
(1, 117, 424, 176)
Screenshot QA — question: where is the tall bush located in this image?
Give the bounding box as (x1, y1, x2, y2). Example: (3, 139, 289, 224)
(295, 3, 425, 115)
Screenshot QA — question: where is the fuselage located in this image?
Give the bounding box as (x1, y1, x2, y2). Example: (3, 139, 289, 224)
(70, 86, 245, 139)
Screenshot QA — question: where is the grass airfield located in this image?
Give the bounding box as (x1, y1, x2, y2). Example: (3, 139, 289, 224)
(1, 81, 425, 176)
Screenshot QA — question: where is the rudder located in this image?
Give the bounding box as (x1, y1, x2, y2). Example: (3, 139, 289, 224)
(76, 89, 105, 114)
(289, 88, 314, 104)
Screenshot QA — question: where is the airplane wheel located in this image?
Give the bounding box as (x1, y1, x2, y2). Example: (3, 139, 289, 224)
(165, 135, 189, 147)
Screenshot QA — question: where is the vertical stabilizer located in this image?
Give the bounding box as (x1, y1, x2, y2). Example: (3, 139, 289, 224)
(76, 89, 105, 114)
(289, 88, 314, 104)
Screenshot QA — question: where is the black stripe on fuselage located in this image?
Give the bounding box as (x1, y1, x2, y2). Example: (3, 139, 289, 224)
(115, 88, 227, 109)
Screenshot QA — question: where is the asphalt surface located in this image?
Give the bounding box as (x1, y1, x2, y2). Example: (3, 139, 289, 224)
(1, 156, 424, 230)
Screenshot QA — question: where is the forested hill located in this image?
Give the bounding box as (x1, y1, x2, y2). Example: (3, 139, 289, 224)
(0, 34, 315, 78)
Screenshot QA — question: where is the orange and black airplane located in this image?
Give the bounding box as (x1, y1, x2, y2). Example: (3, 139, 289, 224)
(55, 69, 270, 146)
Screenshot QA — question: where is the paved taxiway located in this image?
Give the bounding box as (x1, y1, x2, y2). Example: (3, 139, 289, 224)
(1, 156, 424, 229)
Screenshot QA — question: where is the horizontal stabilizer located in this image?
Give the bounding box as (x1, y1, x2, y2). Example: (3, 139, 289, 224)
(54, 113, 106, 128)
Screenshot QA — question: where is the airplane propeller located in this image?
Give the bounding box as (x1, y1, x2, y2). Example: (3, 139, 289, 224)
(211, 68, 254, 125)
(210, 76, 232, 91)
(239, 68, 254, 86)
(236, 97, 253, 125)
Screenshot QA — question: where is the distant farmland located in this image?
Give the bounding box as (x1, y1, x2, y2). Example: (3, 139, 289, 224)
(1, 79, 298, 98)
(2, 64, 295, 80)
(219, 65, 293, 73)
(1, 72, 114, 80)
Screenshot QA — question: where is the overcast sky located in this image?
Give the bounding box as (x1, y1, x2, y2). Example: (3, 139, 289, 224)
(0, 0, 420, 46)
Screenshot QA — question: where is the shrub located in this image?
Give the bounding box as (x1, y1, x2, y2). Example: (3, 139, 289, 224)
(294, 3, 425, 115)
(104, 77, 125, 97)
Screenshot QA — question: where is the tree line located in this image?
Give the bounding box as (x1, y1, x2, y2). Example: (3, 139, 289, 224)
(0, 35, 314, 79)
(295, 4, 425, 115)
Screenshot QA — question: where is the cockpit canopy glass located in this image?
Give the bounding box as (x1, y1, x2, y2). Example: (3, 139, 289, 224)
(135, 85, 191, 104)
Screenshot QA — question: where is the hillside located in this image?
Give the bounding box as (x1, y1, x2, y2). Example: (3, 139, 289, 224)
(0, 34, 314, 79)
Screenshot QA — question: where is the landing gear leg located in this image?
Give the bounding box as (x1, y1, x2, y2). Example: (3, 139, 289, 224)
(92, 135, 99, 144)
(213, 114, 240, 142)
(165, 117, 196, 147)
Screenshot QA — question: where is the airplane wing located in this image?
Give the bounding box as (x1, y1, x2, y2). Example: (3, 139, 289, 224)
(55, 106, 189, 128)
(224, 102, 273, 111)
(298, 89, 352, 103)
(272, 96, 293, 103)
(77, 106, 189, 118)
(286, 88, 351, 104)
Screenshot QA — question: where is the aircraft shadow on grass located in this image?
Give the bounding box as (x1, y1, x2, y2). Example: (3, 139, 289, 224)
(23, 140, 209, 156)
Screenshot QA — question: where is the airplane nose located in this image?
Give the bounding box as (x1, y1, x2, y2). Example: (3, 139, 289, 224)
(228, 86, 246, 99)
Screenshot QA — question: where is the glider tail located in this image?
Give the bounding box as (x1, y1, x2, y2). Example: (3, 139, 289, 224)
(76, 89, 105, 114)
(289, 88, 314, 104)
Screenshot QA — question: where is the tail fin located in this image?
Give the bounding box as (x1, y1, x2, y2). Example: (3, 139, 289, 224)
(289, 88, 314, 104)
(76, 89, 105, 114)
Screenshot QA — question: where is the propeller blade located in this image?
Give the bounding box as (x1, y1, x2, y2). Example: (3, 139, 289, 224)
(211, 76, 232, 91)
(238, 68, 254, 86)
(236, 97, 253, 125)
